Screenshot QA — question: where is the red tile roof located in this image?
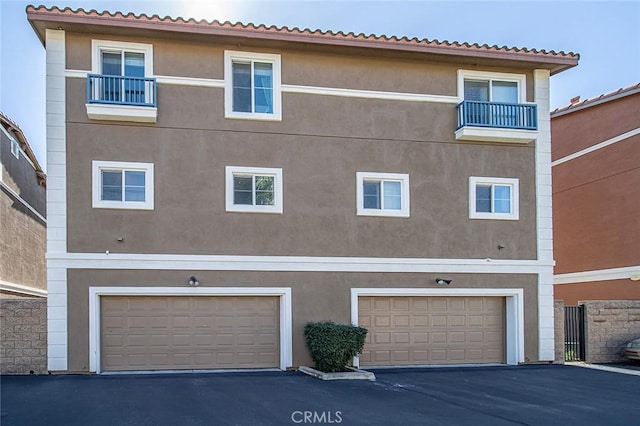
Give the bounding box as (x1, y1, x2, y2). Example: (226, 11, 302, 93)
(551, 82, 640, 116)
(27, 5, 578, 72)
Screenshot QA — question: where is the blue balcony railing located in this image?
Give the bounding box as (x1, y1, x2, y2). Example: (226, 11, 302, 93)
(457, 100, 537, 131)
(87, 74, 157, 107)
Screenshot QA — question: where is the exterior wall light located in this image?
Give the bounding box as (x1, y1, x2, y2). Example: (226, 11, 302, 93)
(435, 278, 452, 285)
(188, 276, 200, 287)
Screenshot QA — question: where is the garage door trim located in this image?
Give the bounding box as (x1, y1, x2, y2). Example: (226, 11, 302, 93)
(350, 288, 524, 366)
(89, 287, 292, 373)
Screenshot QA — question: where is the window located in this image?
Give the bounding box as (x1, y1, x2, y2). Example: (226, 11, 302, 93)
(92, 161, 154, 210)
(458, 70, 525, 103)
(224, 51, 282, 121)
(469, 177, 519, 220)
(87, 40, 157, 122)
(356, 172, 410, 217)
(225, 166, 283, 213)
(10, 137, 20, 159)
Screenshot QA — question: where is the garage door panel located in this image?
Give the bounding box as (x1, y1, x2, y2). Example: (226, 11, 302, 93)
(359, 296, 505, 366)
(101, 296, 279, 371)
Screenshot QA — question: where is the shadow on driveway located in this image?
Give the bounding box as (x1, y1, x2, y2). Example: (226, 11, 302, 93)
(1, 365, 638, 425)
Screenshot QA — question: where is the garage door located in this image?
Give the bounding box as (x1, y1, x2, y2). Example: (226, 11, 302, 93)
(101, 296, 279, 371)
(359, 296, 504, 365)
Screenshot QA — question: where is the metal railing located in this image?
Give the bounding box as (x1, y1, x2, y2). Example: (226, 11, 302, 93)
(87, 74, 157, 107)
(565, 305, 585, 361)
(457, 100, 537, 130)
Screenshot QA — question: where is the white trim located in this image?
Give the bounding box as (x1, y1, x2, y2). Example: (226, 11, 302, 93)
(455, 127, 537, 143)
(350, 288, 525, 366)
(554, 265, 640, 284)
(282, 84, 459, 104)
(88, 286, 292, 373)
(66, 69, 459, 105)
(0, 181, 47, 223)
(356, 172, 410, 218)
(224, 50, 282, 121)
(91, 40, 153, 75)
(0, 279, 47, 297)
(155, 75, 225, 88)
(552, 127, 640, 167)
(92, 161, 154, 210)
(534, 69, 554, 362)
(47, 252, 552, 274)
(469, 177, 519, 220)
(457, 69, 527, 103)
(225, 166, 283, 214)
(46, 29, 68, 372)
(85, 104, 157, 123)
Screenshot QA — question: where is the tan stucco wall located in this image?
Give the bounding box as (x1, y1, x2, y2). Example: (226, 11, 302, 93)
(66, 269, 539, 372)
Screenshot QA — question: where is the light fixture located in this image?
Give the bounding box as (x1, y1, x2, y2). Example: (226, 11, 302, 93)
(188, 276, 200, 287)
(435, 278, 452, 285)
(630, 275, 640, 282)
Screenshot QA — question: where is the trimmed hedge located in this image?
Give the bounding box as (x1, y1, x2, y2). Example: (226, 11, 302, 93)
(304, 321, 368, 373)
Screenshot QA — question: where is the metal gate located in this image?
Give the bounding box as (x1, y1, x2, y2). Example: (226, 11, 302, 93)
(564, 305, 585, 361)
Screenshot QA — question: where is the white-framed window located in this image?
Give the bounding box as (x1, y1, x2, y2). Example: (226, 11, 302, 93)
(224, 51, 282, 121)
(356, 172, 410, 218)
(457, 70, 526, 104)
(225, 166, 283, 214)
(91, 40, 154, 76)
(10, 137, 20, 159)
(469, 177, 519, 220)
(92, 161, 154, 210)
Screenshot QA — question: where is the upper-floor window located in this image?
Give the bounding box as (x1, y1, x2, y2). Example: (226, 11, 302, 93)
(464, 79, 518, 104)
(92, 160, 154, 210)
(356, 172, 410, 218)
(10, 137, 20, 159)
(225, 166, 283, 213)
(469, 177, 519, 220)
(87, 40, 157, 119)
(224, 51, 282, 121)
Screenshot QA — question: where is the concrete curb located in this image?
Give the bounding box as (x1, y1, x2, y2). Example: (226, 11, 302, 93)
(298, 366, 376, 380)
(567, 362, 640, 377)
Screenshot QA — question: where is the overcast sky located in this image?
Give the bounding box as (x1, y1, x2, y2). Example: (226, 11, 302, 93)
(1, 0, 639, 171)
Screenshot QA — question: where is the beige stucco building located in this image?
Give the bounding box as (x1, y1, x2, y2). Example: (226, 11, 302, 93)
(28, 5, 578, 373)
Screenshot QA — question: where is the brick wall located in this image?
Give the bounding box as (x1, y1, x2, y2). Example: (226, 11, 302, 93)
(0, 298, 47, 374)
(554, 300, 565, 364)
(583, 300, 640, 363)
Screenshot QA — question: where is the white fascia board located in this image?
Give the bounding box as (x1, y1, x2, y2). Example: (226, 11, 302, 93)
(554, 265, 640, 284)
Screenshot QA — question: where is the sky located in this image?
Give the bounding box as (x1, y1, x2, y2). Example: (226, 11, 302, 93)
(1, 0, 639, 172)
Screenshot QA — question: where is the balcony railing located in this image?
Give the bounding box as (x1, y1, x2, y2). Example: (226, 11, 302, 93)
(87, 74, 157, 107)
(457, 100, 537, 131)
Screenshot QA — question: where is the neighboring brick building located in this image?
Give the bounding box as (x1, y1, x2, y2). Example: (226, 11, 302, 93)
(0, 112, 47, 298)
(1, 112, 47, 374)
(28, 6, 578, 374)
(551, 84, 640, 305)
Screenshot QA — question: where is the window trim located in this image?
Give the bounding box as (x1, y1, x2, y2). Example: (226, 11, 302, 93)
(224, 50, 282, 121)
(91, 40, 154, 76)
(469, 176, 519, 220)
(356, 172, 410, 218)
(92, 160, 154, 210)
(225, 166, 283, 214)
(457, 70, 527, 104)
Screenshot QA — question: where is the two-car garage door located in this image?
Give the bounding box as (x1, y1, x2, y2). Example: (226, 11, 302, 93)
(100, 296, 279, 372)
(359, 296, 505, 365)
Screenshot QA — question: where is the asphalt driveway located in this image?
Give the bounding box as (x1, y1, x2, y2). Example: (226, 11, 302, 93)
(1, 365, 638, 425)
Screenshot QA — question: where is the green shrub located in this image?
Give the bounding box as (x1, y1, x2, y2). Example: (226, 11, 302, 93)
(304, 321, 368, 373)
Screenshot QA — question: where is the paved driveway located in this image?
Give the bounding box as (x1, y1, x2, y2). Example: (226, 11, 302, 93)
(1, 365, 638, 425)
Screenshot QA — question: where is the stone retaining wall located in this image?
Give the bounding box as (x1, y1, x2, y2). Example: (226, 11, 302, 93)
(0, 298, 47, 374)
(583, 300, 640, 363)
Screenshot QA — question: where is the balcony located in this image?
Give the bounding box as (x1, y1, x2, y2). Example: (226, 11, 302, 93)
(85, 74, 157, 123)
(455, 100, 538, 143)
